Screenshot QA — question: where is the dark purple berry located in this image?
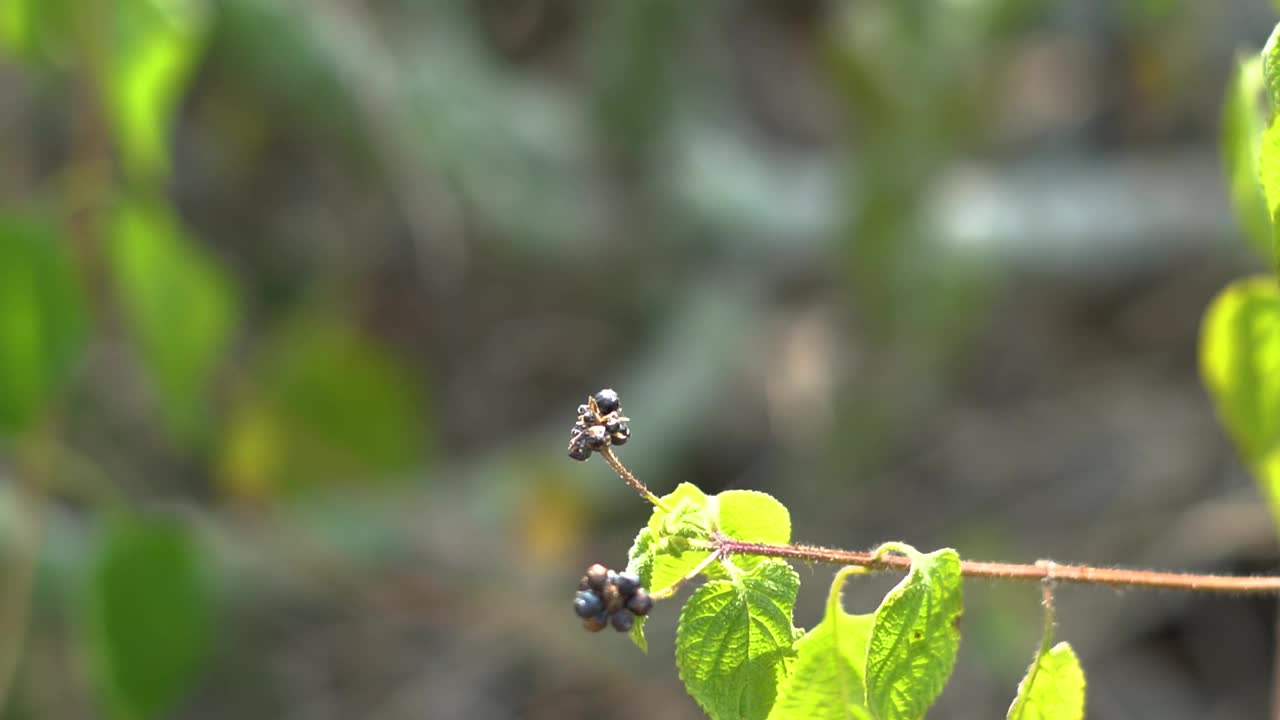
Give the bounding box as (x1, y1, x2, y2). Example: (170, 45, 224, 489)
(626, 589, 653, 616)
(577, 403, 592, 418)
(574, 591, 604, 619)
(583, 612, 609, 633)
(593, 389, 621, 415)
(585, 564, 609, 593)
(611, 610, 635, 632)
(602, 583, 624, 613)
(610, 432, 628, 447)
(583, 425, 608, 450)
(614, 572, 641, 596)
(567, 440, 592, 461)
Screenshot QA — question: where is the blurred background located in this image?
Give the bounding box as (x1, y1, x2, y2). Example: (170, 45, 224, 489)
(2, 0, 1280, 718)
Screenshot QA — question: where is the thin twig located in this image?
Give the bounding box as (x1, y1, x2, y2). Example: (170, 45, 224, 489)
(599, 447, 670, 511)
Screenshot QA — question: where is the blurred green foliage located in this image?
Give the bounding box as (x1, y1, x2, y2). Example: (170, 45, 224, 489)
(0, 0, 1271, 717)
(83, 516, 211, 720)
(0, 213, 85, 435)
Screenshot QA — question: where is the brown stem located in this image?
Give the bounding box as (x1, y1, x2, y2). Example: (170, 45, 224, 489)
(718, 537, 1280, 595)
(598, 447, 670, 511)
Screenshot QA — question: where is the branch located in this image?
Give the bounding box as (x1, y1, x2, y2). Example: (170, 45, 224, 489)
(717, 536, 1280, 595)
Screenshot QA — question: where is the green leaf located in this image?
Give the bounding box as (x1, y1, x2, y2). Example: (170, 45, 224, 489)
(625, 483, 714, 651)
(1200, 276, 1280, 525)
(768, 568, 875, 720)
(0, 212, 86, 434)
(107, 0, 209, 180)
(865, 546, 964, 720)
(1007, 642, 1085, 720)
(713, 490, 791, 572)
(1222, 54, 1273, 260)
(0, 0, 73, 63)
(220, 314, 430, 499)
(676, 559, 800, 720)
(109, 199, 238, 446)
(83, 515, 212, 720)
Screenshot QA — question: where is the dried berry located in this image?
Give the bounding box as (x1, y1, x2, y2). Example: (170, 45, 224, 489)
(583, 612, 609, 633)
(593, 388, 621, 416)
(613, 420, 630, 438)
(626, 589, 653, 617)
(611, 610, 635, 632)
(567, 440, 592, 462)
(574, 591, 604, 619)
(614, 572, 641, 596)
(583, 425, 609, 450)
(602, 583, 624, 613)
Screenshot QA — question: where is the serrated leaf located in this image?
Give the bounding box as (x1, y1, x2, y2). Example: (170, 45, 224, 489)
(865, 546, 964, 720)
(1222, 55, 1273, 260)
(107, 0, 209, 180)
(0, 212, 86, 435)
(713, 490, 791, 571)
(768, 568, 874, 720)
(109, 198, 238, 446)
(676, 559, 800, 720)
(1200, 276, 1280, 524)
(625, 484, 715, 651)
(84, 515, 212, 720)
(1007, 642, 1085, 720)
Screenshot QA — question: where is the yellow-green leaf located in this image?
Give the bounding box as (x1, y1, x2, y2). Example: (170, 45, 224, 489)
(1200, 276, 1280, 525)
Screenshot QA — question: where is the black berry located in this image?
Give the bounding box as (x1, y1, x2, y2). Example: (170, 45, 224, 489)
(574, 591, 604, 619)
(614, 572, 641, 596)
(626, 589, 653, 616)
(585, 564, 609, 592)
(567, 440, 592, 461)
(611, 610, 635, 632)
(583, 612, 609, 633)
(583, 425, 609, 450)
(576, 403, 592, 418)
(593, 389, 621, 415)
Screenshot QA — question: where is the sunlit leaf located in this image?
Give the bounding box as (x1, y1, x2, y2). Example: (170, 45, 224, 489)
(1200, 276, 1280, 524)
(109, 198, 238, 445)
(768, 568, 874, 720)
(0, 212, 86, 434)
(676, 559, 800, 720)
(865, 545, 964, 720)
(1221, 55, 1270, 260)
(625, 483, 713, 651)
(1007, 642, 1085, 720)
(83, 515, 212, 720)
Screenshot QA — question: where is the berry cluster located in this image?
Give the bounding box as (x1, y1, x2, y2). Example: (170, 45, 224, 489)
(573, 563, 653, 633)
(567, 388, 630, 461)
